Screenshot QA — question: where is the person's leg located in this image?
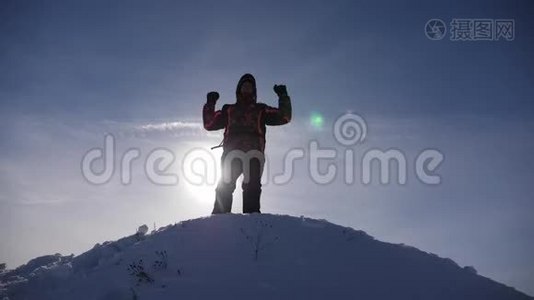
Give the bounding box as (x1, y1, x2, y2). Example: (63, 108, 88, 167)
(242, 155, 264, 214)
(212, 153, 242, 214)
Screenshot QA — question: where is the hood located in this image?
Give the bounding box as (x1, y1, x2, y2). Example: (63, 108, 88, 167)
(235, 73, 257, 105)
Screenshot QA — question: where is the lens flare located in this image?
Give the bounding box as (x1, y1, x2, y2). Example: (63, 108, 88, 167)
(310, 112, 324, 129)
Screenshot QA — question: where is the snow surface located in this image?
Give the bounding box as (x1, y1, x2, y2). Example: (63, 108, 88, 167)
(1, 213, 532, 299)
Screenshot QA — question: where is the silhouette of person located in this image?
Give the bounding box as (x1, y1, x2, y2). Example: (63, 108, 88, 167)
(203, 73, 292, 214)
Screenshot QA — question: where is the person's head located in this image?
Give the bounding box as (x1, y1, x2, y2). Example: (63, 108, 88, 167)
(240, 81, 254, 98)
(236, 73, 257, 105)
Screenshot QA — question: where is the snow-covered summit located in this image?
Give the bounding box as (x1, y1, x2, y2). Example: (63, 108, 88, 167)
(1, 213, 532, 299)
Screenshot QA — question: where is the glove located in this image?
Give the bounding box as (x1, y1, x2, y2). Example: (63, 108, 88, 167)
(273, 84, 288, 97)
(206, 91, 219, 105)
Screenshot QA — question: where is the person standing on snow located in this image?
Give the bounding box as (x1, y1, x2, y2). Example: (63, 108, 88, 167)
(202, 73, 292, 214)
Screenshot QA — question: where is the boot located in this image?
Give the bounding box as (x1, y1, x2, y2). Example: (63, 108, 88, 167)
(242, 187, 261, 214)
(212, 188, 233, 214)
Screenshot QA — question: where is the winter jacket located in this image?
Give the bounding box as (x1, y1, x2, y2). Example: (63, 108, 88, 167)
(202, 73, 292, 153)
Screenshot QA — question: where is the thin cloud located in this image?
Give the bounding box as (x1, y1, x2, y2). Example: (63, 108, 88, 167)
(135, 121, 206, 137)
(115, 120, 220, 139)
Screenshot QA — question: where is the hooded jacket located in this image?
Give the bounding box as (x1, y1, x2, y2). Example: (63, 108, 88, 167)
(203, 73, 292, 152)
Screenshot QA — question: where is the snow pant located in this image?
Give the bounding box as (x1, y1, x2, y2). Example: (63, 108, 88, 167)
(211, 150, 265, 214)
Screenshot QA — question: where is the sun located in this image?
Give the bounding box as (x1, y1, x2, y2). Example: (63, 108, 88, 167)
(185, 182, 217, 203)
(181, 146, 221, 203)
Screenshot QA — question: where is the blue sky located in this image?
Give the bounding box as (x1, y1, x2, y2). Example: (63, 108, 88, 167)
(1, 0, 534, 295)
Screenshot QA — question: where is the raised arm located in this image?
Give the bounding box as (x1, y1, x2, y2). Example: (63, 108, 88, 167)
(265, 84, 292, 126)
(202, 91, 226, 131)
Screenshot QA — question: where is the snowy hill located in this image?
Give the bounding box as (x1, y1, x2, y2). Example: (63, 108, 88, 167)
(1, 213, 532, 300)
